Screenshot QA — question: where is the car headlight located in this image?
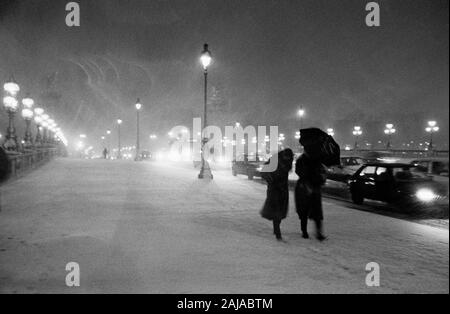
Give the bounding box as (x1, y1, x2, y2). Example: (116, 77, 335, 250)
(256, 166, 263, 172)
(416, 188, 437, 202)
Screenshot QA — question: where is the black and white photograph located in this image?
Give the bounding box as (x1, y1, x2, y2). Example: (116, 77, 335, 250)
(0, 0, 448, 299)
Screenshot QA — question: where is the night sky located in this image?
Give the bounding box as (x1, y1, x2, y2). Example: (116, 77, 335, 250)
(0, 0, 448, 149)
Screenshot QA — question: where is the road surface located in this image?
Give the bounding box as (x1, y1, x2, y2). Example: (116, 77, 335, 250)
(0, 158, 448, 293)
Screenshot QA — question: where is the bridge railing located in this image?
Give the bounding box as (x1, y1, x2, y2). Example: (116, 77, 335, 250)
(5, 148, 59, 178)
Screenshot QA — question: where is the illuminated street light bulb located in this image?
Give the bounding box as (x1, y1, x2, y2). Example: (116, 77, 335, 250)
(101, 136, 105, 140)
(21, 108, 33, 120)
(353, 126, 362, 136)
(22, 95, 34, 108)
(3, 96, 18, 111)
(428, 121, 437, 128)
(106, 130, 111, 135)
(135, 99, 142, 110)
(200, 43, 212, 70)
(4, 79, 20, 96)
(34, 107, 44, 116)
(327, 128, 335, 136)
(117, 119, 122, 125)
(298, 108, 305, 117)
(34, 115, 42, 124)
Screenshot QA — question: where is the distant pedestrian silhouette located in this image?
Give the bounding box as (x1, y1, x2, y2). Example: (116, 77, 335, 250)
(102, 148, 108, 159)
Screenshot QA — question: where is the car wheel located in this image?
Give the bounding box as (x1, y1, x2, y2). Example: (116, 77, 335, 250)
(350, 185, 364, 204)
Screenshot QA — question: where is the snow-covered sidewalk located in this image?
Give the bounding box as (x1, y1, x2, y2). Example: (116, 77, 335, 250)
(0, 158, 448, 293)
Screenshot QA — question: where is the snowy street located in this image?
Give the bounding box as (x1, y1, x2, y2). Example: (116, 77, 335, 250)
(0, 158, 448, 293)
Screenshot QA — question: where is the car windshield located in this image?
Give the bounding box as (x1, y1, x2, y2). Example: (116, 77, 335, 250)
(342, 157, 363, 166)
(393, 167, 429, 181)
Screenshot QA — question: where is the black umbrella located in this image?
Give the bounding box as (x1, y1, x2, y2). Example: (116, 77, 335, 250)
(299, 128, 340, 167)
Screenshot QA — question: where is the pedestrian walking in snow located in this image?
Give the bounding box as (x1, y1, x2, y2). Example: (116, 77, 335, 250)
(295, 153, 327, 241)
(260, 148, 294, 241)
(295, 128, 341, 241)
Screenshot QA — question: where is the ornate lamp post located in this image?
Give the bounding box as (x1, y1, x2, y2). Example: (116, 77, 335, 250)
(41, 114, 50, 145)
(353, 126, 363, 150)
(384, 124, 396, 149)
(117, 119, 123, 159)
(135, 99, 142, 161)
(198, 43, 213, 179)
(21, 95, 34, 150)
(425, 121, 439, 151)
(34, 108, 44, 146)
(2, 78, 20, 151)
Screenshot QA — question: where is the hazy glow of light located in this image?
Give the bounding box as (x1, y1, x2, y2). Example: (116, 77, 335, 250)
(3, 96, 18, 110)
(416, 188, 437, 202)
(34, 108, 44, 116)
(21, 108, 34, 120)
(136, 103, 142, 110)
(200, 51, 212, 70)
(4, 81, 20, 95)
(117, 119, 123, 125)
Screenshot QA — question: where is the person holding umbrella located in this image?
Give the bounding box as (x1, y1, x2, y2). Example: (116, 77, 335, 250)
(260, 148, 294, 241)
(295, 128, 340, 241)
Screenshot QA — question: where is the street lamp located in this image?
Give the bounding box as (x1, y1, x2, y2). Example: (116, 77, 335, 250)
(425, 121, 439, 151)
(34, 108, 44, 146)
(117, 119, 122, 159)
(384, 123, 396, 149)
(353, 126, 363, 150)
(2, 78, 20, 151)
(135, 98, 142, 161)
(41, 117, 49, 145)
(198, 43, 213, 180)
(297, 107, 305, 130)
(21, 95, 34, 149)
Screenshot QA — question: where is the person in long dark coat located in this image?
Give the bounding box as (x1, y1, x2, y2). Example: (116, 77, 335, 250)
(260, 148, 294, 240)
(295, 153, 327, 241)
(0, 147, 11, 184)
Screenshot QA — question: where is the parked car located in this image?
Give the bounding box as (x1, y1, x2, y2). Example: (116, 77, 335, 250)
(348, 163, 447, 206)
(327, 156, 364, 182)
(232, 154, 265, 180)
(140, 150, 152, 160)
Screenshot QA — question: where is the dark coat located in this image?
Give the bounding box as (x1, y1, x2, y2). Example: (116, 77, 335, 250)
(0, 147, 11, 183)
(294, 154, 327, 221)
(260, 150, 294, 221)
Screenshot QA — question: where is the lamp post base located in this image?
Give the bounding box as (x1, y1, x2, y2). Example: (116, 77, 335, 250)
(198, 160, 213, 180)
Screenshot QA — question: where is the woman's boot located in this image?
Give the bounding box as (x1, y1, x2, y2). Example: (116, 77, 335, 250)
(273, 220, 282, 240)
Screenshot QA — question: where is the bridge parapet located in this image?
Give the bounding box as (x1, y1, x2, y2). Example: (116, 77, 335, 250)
(0, 147, 60, 183)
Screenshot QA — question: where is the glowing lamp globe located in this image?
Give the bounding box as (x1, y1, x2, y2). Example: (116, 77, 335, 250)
(200, 44, 212, 70)
(3, 96, 18, 111)
(21, 108, 34, 120)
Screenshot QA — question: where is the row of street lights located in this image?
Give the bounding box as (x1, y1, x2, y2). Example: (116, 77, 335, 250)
(2, 77, 67, 152)
(295, 108, 440, 150)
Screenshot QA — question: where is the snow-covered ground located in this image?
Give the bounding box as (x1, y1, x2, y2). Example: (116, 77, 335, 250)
(0, 158, 448, 293)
